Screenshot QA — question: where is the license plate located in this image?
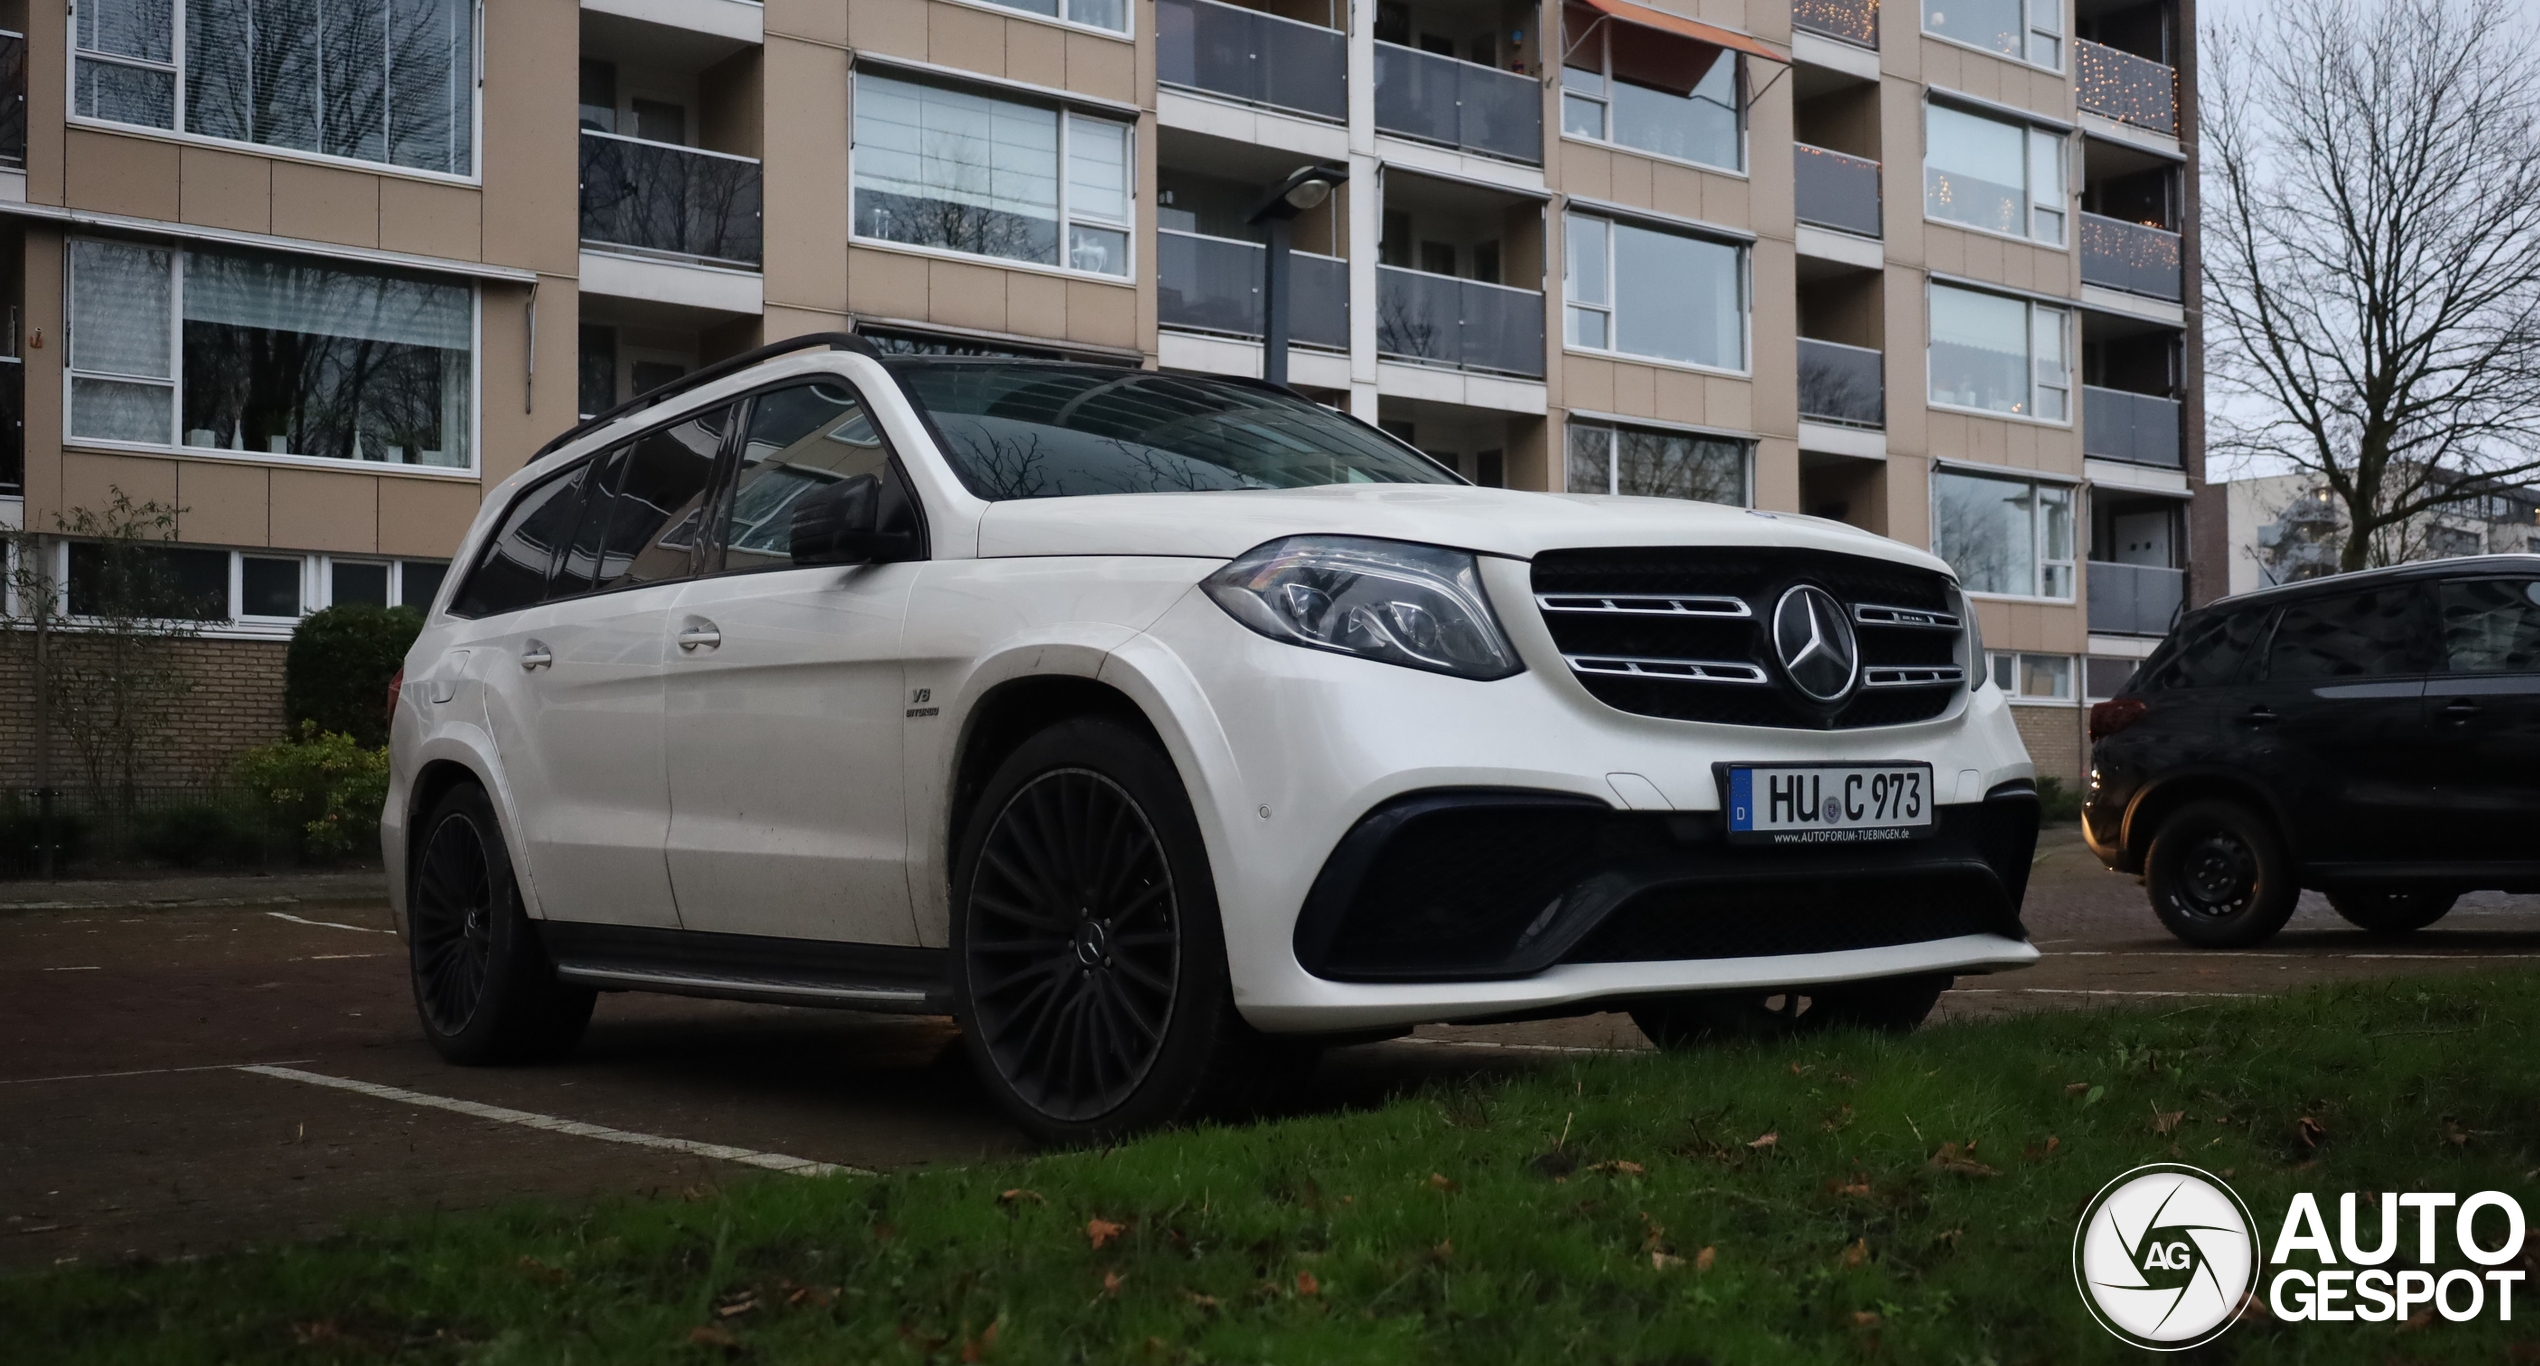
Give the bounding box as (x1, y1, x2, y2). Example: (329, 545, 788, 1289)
(1720, 763, 1935, 844)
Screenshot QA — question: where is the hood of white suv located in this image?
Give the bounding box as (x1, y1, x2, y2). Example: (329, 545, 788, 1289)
(974, 485, 1952, 574)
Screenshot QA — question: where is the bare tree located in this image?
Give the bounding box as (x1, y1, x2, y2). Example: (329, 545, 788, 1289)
(2203, 0, 2540, 572)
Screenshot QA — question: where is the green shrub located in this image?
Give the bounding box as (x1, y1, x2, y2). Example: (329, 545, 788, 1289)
(284, 605, 423, 749)
(237, 724, 391, 863)
(136, 802, 264, 868)
(0, 794, 91, 875)
(2035, 774, 2084, 823)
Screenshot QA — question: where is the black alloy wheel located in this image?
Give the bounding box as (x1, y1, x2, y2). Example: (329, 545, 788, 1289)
(2327, 887, 2459, 936)
(964, 768, 1182, 1123)
(2144, 799, 2299, 949)
(405, 782, 594, 1064)
(1629, 974, 1951, 1048)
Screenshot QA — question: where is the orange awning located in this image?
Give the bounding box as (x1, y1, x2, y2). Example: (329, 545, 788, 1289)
(1571, 0, 1790, 64)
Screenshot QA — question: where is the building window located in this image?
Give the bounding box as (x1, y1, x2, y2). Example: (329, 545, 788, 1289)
(1935, 468, 2075, 599)
(1564, 419, 1750, 506)
(1558, 6, 1743, 172)
(1563, 213, 1746, 371)
(59, 542, 450, 625)
(1989, 651, 2075, 700)
(972, 0, 1126, 34)
(1923, 0, 2061, 68)
(851, 74, 1133, 279)
(1928, 282, 2069, 420)
(74, 0, 478, 177)
(1924, 103, 2064, 245)
(66, 239, 475, 469)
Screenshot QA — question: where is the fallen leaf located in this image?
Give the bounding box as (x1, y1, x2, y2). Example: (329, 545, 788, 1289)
(1651, 1251, 1685, 1270)
(1295, 1270, 1320, 1297)
(1829, 1175, 1873, 1197)
(1928, 1142, 2000, 1177)
(1584, 1160, 1647, 1177)
(714, 1293, 758, 1319)
(1789, 1062, 1812, 1076)
(1695, 1245, 1717, 1272)
(1823, 1104, 1855, 1132)
(1184, 1291, 1221, 1311)
(1102, 1269, 1127, 1298)
(1842, 1239, 1868, 1267)
(1747, 1131, 1779, 1150)
(1087, 1218, 1127, 1250)
(873, 1221, 898, 1244)
(2296, 1116, 2327, 1149)
(1935, 1228, 1964, 1247)
(1852, 1310, 1882, 1328)
(961, 1320, 1001, 1362)
(998, 1188, 1046, 1206)
(2153, 1109, 2185, 1136)
(1427, 1172, 1458, 1191)
(688, 1324, 741, 1350)
(1432, 1239, 1454, 1260)
(2445, 1121, 2471, 1148)
(516, 1255, 567, 1286)
(2065, 1081, 2090, 1096)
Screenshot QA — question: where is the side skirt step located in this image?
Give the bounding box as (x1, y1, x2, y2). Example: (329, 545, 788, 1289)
(538, 921, 953, 1014)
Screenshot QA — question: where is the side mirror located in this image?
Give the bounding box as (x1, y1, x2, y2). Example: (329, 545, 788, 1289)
(789, 474, 918, 565)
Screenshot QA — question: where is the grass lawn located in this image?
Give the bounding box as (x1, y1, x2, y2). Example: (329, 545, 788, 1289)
(9, 974, 2540, 1364)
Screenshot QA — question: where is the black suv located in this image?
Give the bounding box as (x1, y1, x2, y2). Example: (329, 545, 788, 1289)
(2086, 555, 2540, 947)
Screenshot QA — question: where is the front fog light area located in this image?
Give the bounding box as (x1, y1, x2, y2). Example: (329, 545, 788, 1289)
(1203, 536, 1522, 680)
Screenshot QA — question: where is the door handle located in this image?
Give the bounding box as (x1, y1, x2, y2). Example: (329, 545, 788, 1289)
(2235, 705, 2278, 726)
(519, 641, 552, 671)
(677, 621, 722, 652)
(2442, 697, 2481, 724)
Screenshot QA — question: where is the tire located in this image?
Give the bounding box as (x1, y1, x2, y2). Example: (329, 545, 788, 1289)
(406, 782, 595, 1065)
(2327, 888, 2458, 935)
(951, 716, 1312, 1146)
(2143, 799, 2299, 948)
(1629, 974, 1951, 1049)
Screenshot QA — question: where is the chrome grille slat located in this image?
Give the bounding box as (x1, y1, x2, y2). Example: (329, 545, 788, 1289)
(1853, 603, 1961, 630)
(1535, 593, 1752, 618)
(1563, 655, 1771, 684)
(1861, 665, 1967, 688)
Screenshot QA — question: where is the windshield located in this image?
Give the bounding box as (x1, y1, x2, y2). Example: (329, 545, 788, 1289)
(885, 360, 1460, 500)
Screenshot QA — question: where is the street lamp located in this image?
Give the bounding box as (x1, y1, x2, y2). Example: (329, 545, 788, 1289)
(1246, 164, 1349, 388)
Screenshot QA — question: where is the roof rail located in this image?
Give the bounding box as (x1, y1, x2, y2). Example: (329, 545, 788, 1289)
(530, 330, 884, 461)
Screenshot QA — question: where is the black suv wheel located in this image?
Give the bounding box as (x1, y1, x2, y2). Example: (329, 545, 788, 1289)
(408, 782, 595, 1063)
(2327, 888, 2458, 935)
(2144, 799, 2299, 948)
(951, 717, 1314, 1146)
(1629, 974, 1952, 1047)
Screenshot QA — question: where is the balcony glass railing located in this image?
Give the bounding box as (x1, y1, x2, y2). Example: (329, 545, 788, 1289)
(1157, 0, 1347, 122)
(0, 30, 24, 170)
(1795, 143, 1880, 238)
(2075, 39, 2177, 135)
(1373, 42, 1541, 165)
(1798, 338, 1883, 429)
(2081, 212, 2182, 302)
(2088, 561, 2185, 637)
(1791, 0, 1877, 48)
(0, 357, 21, 496)
(579, 131, 763, 269)
(2082, 385, 2182, 468)
(1375, 266, 1544, 378)
(1157, 230, 1349, 349)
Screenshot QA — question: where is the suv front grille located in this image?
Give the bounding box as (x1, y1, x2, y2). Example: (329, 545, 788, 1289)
(1531, 546, 1967, 728)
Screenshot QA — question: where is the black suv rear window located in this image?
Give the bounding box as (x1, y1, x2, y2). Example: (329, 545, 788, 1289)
(2137, 608, 2266, 691)
(886, 361, 1456, 500)
(2265, 586, 2427, 680)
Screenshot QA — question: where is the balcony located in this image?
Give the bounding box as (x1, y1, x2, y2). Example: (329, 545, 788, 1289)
(2076, 39, 2177, 136)
(2083, 385, 2182, 469)
(1792, 0, 1877, 48)
(0, 357, 19, 496)
(578, 131, 763, 269)
(1798, 339, 1883, 429)
(0, 30, 22, 170)
(2080, 212, 2181, 302)
(2087, 560, 2184, 637)
(1157, 0, 1347, 123)
(1157, 230, 1348, 349)
(1376, 266, 1545, 378)
(1373, 43, 1541, 165)
(1795, 144, 1880, 238)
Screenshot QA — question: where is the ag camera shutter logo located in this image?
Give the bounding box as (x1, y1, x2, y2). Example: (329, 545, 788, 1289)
(2073, 1163, 2261, 1349)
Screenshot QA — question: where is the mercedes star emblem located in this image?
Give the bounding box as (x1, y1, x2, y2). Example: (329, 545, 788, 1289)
(1771, 584, 1860, 703)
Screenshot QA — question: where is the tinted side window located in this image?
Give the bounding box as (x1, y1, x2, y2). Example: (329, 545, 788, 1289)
(715, 381, 905, 573)
(451, 464, 588, 618)
(598, 406, 728, 590)
(2264, 587, 2428, 681)
(2139, 608, 2267, 691)
(2437, 578, 2540, 674)
(548, 447, 628, 600)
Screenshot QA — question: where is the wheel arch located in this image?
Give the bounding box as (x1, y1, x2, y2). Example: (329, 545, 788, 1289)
(2122, 770, 2300, 873)
(946, 675, 1169, 862)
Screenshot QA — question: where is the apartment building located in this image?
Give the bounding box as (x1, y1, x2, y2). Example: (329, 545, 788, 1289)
(2222, 473, 2540, 597)
(0, 0, 2200, 788)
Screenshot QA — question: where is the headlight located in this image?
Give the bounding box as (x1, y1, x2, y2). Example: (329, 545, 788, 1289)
(1202, 536, 1521, 680)
(1953, 583, 1986, 692)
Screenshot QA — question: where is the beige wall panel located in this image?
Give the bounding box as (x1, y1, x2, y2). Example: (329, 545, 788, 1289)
(21, 230, 66, 523)
(1562, 144, 1612, 202)
(479, 0, 579, 276)
(26, 0, 66, 203)
(1607, 153, 1652, 210)
(63, 131, 180, 221)
(930, 3, 1011, 77)
(60, 451, 179, 516)
(1564, 354, 1615, 414)
(479, 279, 556, 487)
(379, 177, 484, 261)
(764, 306, 851, 346)
(1066, 32, 1138, 103)
(1752, 435, 1798, 512)
(848, 0, 931, 60)
(765, 38, 853, 313)
(270, 162, 381, 249)
(1744, 75, 1793, 240)
(1884, 265, 1926, 456)
(1007, 21, 1069, 89)
(928, 258, 1012, 331)
(1922, 41, 1962, 92)
(1750, 242, 1795, 433)
(1704, 374, 1752, 431)
(1880, 78, 1925, 267)
(1066, 279, 1136, 349)
(1703, 173, 1749, 228)
(1888, 453, 1933, 549)
(378, 477, 484, 558)
(848, 248, 933, 319)
(1651, 367, 1706, 423)
(1962, 230, 2004, 283)
(269, 468, 380, 553)
(1005, 270, 1069, 338)
(767, 0, 852, 45)
(179, 147, 272, 234)
(1649, 163, 1703, 222)
(175, 461, 271, 547)
(1611, 362, 1655, 419)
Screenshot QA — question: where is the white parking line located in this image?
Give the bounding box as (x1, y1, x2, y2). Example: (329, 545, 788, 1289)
(0, 1060, 316, 1086)
(2055, 949, 2540, 961)
(235, 1065, 865, 1178)
(1395, 1037, 1631, 1055)
(1952, 987, 2260, 998)
(267, 912, 392, 934)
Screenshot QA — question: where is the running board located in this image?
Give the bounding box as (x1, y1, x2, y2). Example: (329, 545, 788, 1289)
(538, 921, 953, 1014)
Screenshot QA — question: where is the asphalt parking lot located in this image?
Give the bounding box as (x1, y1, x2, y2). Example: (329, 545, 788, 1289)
(8, 825, 2539, 1273)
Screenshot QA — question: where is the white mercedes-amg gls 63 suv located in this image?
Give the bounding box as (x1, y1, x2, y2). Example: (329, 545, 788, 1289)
(386, 334, 2040, 1142)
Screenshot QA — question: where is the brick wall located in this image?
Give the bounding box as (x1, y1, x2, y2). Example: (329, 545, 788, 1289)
(0, 632, 290, 787)
(2010, 702, 2086, 791)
